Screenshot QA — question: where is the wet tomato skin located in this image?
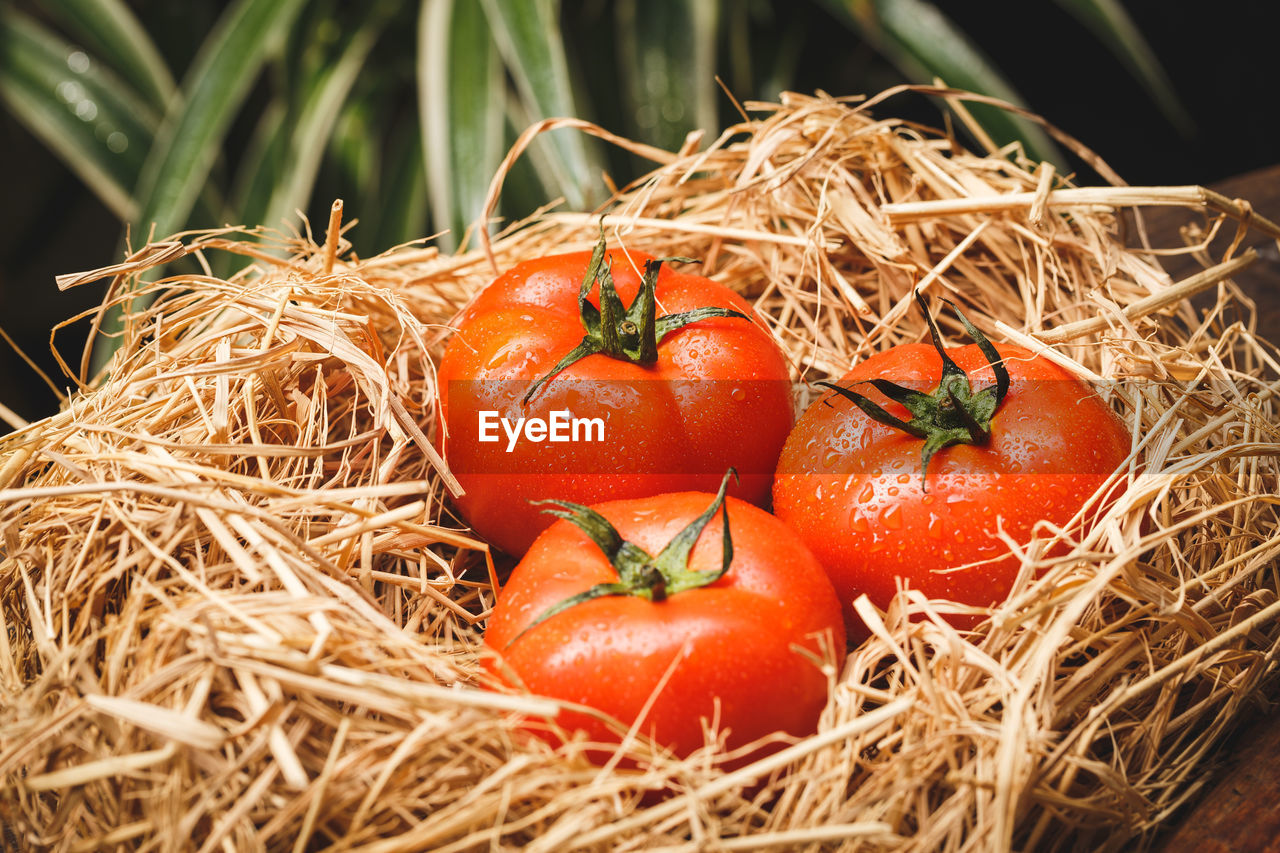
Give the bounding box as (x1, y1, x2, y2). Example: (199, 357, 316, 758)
(482, 491, 846, 761)
(437, 248, 794, 556)
(773, 342, 1131, 634)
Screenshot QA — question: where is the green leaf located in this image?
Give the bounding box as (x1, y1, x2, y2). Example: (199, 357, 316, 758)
(253, 12, 388, 240)
(85, 0, 309, 372)
(130, 0, 309, 244)
(229, 97, 289, 234)
(477, 0, 604, 211)
(330, 99, 380, 215)
(0, 8, 157, 221)
(614, 0, 719, 152)
(1053, 0, 1192, 135)
(40, 0, 177, 108)
(374, 120, 430, 250)
(419, 0, 505, 252)
(825, 0, 1065, 165)
(500, 89, 561, 210)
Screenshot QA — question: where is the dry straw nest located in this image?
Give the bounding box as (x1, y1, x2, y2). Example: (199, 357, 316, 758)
(3, 88, 1280, 851)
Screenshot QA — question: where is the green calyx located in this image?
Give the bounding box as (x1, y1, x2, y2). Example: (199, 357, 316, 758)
(522, 225, 748, 404)
(508, 470, 738, 646)
(818, 292, 1010, 490)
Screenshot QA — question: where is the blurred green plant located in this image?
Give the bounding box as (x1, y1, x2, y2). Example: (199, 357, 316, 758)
(0, 0, 1186, 347)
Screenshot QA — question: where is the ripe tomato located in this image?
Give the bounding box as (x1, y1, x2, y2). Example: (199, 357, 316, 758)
(773, 297, 1131, 634)
(437, 230, 793, 555)
(482, 475, 846, 762)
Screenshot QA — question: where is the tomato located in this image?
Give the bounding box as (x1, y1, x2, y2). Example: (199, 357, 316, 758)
(773, 296, 1131, 635)
(482, 474, 846, 762)
(437, 230, 793, 556)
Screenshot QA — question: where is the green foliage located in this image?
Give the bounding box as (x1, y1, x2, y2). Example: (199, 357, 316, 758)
(419, 0, 503, 251)
(821, 0, 1065, 163)
(2, 0, 1186, 278)
(0, 6, 158, 220)
(130, 0, 310, 245)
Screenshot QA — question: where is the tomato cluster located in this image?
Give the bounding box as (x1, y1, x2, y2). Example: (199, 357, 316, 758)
(440, 233, 1131, 760)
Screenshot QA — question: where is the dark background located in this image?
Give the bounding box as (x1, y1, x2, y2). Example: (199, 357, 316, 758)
(1, 0, 1276, 428)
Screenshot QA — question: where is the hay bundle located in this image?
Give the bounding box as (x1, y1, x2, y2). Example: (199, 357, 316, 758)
(3, 88, 1279, 851)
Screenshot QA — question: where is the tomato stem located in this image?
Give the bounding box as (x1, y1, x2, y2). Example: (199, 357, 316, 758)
(818, 293, 1010, 490)
(507, 470, 738, 646)
(521, 224, 749, 404)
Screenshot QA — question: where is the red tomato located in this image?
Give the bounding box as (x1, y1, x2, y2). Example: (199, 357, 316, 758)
(437, 233, 793, 555)
(482, 478, 846, 762)
(773, 299, 1131, 635)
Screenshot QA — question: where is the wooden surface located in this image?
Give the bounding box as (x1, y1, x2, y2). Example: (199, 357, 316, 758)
(1131, 165, 1280, 336)
(1155, 701, 1280, 853)
(1140, 165, 1280, 851)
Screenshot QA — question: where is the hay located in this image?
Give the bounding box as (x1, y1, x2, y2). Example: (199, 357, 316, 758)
(3, 87, 1280, 851)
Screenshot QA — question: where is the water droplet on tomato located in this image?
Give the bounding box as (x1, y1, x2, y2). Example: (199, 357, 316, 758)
(822, 449, 842, 468)
(849, 512, 869, 533)
(897, 473, 911, 485)
(730, 387, 746, 402)
(926, 513, 943, 539)
(881, 505, 902, 529)
(485, 343, 520, 369)
(857, 482, 875, 503)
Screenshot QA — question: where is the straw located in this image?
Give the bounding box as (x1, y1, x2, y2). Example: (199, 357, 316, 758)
(2, 89, 1278, 851)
